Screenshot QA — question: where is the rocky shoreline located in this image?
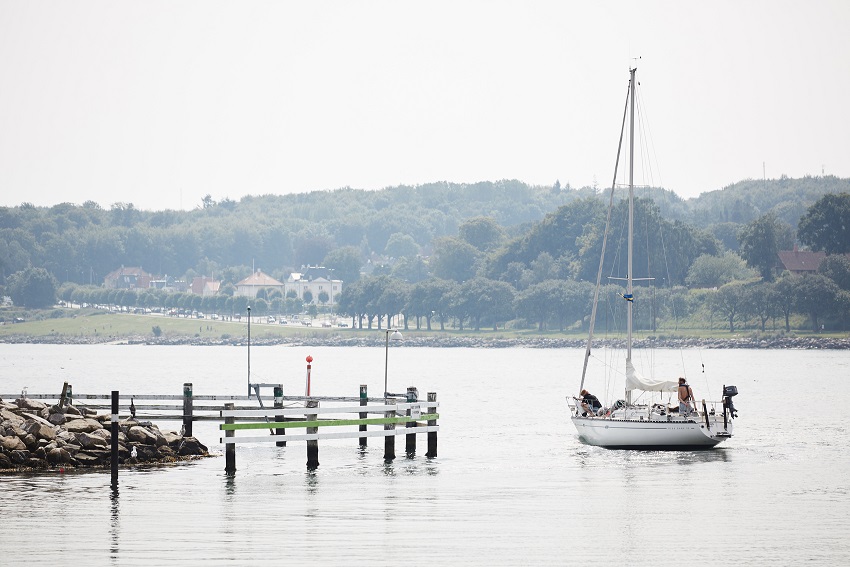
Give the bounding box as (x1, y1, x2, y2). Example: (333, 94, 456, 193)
(0, 396, 210, 473)
(2, 332, 849, 349)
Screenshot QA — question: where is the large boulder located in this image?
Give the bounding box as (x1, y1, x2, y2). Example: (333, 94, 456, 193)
(15, 398, 48, 412)
(178, 437, 208, 456)
(0, 452, 12, 468)
(77, 432, 108, 450)
(48, 413, 66, 426)
(10, 449, 31, 464)
(0, 408, 23, 427)
(46, 447, 72, 465)
(127, 426, 158, 445)
(23, 421, 57, 442)
(72, 452, 101, 466)
(90, 428, 111, 443)
(26, 458, 47, 469)
(21, 412, 54, 428)
(133, 444, 158, 461)
(64, 405, 82, 416)
(65, 418, 103, 434)
(162, 431, 183, 447)
(1, 435, 26, 451)
(21, 433, 38, 450)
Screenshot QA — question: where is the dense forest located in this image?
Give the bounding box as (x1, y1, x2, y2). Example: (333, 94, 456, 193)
(3, 176, 850, 333)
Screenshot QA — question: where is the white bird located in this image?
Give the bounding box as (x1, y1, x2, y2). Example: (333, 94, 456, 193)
(130, 446, 138, 458)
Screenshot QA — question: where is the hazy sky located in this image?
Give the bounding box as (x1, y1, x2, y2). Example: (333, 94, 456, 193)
(1, 1, 848, 211)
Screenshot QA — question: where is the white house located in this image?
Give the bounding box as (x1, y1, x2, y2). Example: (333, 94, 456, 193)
(234, 270, 285, 298)
(285, 269, 342, 305)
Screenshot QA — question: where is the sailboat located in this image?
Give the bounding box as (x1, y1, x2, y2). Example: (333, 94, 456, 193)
(569, 67, 738, 449)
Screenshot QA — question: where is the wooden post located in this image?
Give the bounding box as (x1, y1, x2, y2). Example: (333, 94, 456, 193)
(426, 392, 437, 458)
(182, 382, 193, 437)
(58, 382, 69, 409)
(111, 390, 119, 487)
(274, 384, 286, 447)
(384, 400, 396, 462)
(359, 384, 368, 447)
(224, 403, 236, 475)
(306, 399, 319, 470)
(405, 386, 417, 457)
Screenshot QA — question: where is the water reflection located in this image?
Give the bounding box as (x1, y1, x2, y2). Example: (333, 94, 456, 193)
(304, 470, 319, 494)
(223, 474, 237, 499)
(109, 485, 120, 562)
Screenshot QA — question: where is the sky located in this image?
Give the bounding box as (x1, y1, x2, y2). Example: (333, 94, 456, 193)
(1, 1, 848, 211)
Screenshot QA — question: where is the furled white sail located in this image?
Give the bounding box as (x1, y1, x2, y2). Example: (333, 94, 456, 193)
(625, 359, 678, 392)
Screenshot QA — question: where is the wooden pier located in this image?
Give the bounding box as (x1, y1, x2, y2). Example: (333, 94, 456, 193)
(4, 382, 439, 474)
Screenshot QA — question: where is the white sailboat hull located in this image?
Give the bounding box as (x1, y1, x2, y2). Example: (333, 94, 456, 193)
(571, 415, 732, 449)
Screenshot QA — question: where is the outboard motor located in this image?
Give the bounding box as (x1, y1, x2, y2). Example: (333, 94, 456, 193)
(723, 385, 738, 419)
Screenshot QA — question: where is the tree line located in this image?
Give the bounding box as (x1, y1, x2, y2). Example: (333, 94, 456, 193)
(3, 180, 850, 333)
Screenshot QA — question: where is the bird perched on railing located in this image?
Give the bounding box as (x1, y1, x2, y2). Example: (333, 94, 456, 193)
(130, 398, 136, 418)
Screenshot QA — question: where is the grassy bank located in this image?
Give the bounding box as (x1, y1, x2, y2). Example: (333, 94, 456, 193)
(1, 307, 846, 344)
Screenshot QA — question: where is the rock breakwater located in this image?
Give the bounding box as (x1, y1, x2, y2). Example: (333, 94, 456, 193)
(0, 397, 209, 472)
(2, 332, 849, 349)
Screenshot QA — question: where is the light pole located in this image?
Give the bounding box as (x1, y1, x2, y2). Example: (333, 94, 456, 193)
(383, 328, 403, 401)
(247, 305, 251, 396)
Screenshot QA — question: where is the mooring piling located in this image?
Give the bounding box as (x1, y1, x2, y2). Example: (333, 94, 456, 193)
(224, 402, 236, 475)
(359, 384, 368, 447)
(111, 390, 119, 486)
(306, 399, 319, 470)
(384, 405, 396, 462)
(405, 386, 418, 456)
(58, 382, 70, 409)
(182, 382, 193, 437)
(427, 392, 438, 458)
(274, 384, 286, 447)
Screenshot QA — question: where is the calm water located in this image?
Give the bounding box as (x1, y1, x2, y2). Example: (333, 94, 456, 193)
(1, 344, 848, 566)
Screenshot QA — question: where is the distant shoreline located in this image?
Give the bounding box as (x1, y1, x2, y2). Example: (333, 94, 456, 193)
(2, 333, 849, 349)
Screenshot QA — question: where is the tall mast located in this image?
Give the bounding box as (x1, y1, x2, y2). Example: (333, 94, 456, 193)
(627, 67, 636, 363)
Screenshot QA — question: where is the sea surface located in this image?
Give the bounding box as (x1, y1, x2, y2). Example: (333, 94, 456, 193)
(1, 344, 848, 566)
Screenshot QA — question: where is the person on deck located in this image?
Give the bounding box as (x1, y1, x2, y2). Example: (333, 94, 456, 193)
(580, 389, 602, 417)
(678, 377, 695, 416)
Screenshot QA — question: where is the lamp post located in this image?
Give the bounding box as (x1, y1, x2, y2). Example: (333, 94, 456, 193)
(383, 328, 403, 401)
(247, 305, 251, 396)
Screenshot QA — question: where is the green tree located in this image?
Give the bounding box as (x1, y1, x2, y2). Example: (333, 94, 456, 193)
(409, 278, 455, 330)
(515, 280, 558, 331)
(380, 281, 411, 329)
(774, 273, 797, 332)
(818, 254, 850, 291)
(741, 281, 779, 332)
(458, 217, 505, 252)
(737, 212, 793, 281)
(793, 273, 840, 332)
(384, 232, 420, 258)
(708, 281, 747, 332)
(430, 237, 480, 282)
(8, 267, 58, 308)
(798, 193, 850, 254)
(685, 252, 755, 288)
(323, 246, 363, 284)
(448, 277, 515, 331)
